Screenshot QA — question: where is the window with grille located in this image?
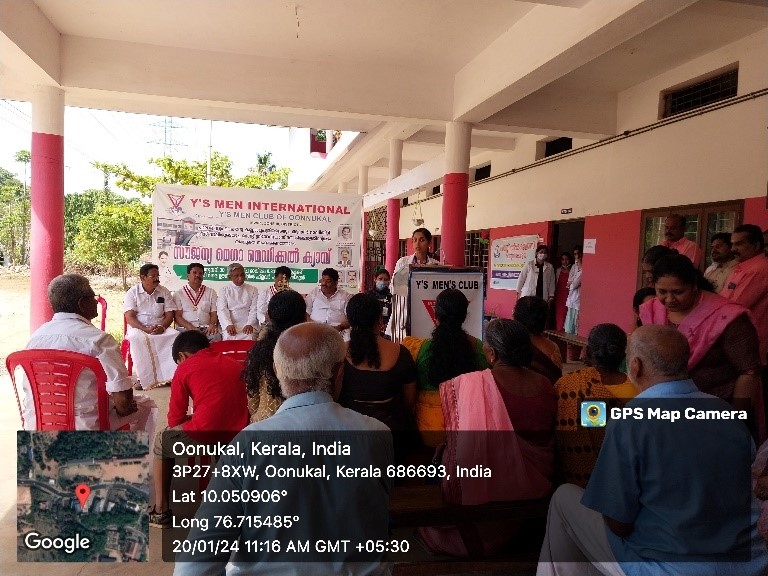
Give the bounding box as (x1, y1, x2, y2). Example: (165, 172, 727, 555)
(639, 200, 743, 284)
(662, 68, 738, 118)
(465, 231, 489, 293)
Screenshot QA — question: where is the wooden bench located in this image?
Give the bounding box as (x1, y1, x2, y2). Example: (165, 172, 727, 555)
(389, 484, 550, 575)
(544, 329, 587, 362)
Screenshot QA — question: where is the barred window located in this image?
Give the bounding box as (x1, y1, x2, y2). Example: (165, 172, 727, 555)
(663, 69, 737, 118)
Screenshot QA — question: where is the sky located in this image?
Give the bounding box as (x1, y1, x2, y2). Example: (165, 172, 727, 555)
(0, 99, 292, 196)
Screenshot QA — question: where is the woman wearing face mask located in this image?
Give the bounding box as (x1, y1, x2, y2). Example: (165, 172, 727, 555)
(515, 245, 556, 305)
(367, 267, 393, 335)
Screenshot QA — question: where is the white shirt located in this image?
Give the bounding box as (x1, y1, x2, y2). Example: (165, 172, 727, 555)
(173, 283, 218, 327)
(305, 287, 351, 327)
(123, 283, 177, 326)
(257, 285, 294, 324)
(21, 312, 136, 430)
(566, 262, 582, 310)
(217, 282, 259, 329)
(392, 254, 440, 296)
(516, 260, 556, 301)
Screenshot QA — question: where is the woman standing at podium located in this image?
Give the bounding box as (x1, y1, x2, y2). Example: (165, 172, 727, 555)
(389, 228, 440, 339)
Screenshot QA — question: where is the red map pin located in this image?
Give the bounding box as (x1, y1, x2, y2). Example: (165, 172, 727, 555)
(75, 483, 91, 510)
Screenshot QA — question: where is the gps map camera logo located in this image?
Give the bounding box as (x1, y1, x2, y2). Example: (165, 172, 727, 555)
(580, 401, 607, 427)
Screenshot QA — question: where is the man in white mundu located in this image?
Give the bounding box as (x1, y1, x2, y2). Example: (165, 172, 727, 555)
(217, 262, 259, 340)
(124, 263, 180, 389)
(21, 274, 157, 436)
(173, 262, 221, 341)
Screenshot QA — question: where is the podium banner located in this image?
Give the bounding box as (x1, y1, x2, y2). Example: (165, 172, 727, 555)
(408, 267, 484, 340)
(490, 235, 538, 291)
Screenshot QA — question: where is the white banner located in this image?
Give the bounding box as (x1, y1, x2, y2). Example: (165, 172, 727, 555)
(489, 235, 539, 291)
(408, 267, 484, 340)
(152, 185, 362, 293)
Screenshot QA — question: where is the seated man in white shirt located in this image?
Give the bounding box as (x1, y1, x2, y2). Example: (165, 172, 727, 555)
(217, 262, 259, 340)
(124, 263, 180, 389)
(305, 268, 351, 340)
(173, 262, 221, 341)
(21, 274, 157, 434)
(256, 265, 292, 325)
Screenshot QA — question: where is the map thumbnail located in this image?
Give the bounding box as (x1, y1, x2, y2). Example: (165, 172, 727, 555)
(17, 431, 150, 562)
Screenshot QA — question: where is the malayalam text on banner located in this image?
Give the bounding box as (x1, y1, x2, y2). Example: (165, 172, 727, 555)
(153, 185, 362, 294)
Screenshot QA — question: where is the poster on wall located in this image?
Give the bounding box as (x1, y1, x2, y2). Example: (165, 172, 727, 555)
(152, 185, 362, 294)
(408, 267, 484, 340)
(489, 235, 539, 291)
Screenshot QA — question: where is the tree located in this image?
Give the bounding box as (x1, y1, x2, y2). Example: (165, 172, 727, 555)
(0, 167, 30, 265)
(73, 202, 152, 288)
(235, 152, 289, 190)
(14, 150, 31, 194)
(93, 151, 289, 197)
(64, 189, 130, 252)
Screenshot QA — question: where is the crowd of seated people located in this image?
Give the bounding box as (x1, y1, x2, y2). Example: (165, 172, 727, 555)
(18, 224, 768, 571)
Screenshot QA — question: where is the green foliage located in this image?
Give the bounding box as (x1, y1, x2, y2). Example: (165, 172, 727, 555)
(64, 189, 130, 252)
(0, 166, 30, 264)
(73, 203, 152, 288)
(94, 150, 289, 196)
(14, 150, 31, 165)
(235, 152, 289, 190)
(45, 431, 149, 463)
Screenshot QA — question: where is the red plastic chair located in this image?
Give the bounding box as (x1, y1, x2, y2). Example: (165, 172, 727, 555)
(7, 349, 110, 430)
(209, 340, 255, 364)
(96, 296, 108, 331)
(120, 316, 133, 375)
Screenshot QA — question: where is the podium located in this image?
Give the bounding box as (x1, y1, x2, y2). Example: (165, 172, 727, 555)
(390, 266, 484, 340)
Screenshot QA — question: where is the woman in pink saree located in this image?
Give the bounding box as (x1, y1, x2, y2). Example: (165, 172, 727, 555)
(418, 319, 556, 557)
(639, 254, 764, 441)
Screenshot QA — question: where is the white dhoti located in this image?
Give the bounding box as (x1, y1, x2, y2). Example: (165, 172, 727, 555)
(222, 327, 257, 341)
(126, 327, 179, 389)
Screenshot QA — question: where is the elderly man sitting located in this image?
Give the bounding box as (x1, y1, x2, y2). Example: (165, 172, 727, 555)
(124, 263, 180, 389)
(21, 274, 157, 434)
(174, 323, 393, 575)
(536, 325, 768, 576)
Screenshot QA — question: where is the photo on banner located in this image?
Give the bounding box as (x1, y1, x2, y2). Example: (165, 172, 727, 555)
(489, 235, 539, 291)
(152, 185, 363, 294)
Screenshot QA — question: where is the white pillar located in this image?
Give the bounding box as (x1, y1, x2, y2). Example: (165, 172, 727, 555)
(358, 165, 369, 195)
(326, 129, 334, 154)
(337, 181, 347, 194)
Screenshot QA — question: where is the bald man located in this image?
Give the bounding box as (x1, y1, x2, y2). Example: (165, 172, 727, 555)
(537, 326, 767, 576)
(175, 323, 394, 575)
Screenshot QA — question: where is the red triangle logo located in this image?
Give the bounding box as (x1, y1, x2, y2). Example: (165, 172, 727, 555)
(422, 300, 437, 325)
(167, 194, 185, 209)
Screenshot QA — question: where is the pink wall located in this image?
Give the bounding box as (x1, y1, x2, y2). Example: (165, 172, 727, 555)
(486, 221, 552, 319)
(744, 196, 768, 231)
(578, 211, 642, 337)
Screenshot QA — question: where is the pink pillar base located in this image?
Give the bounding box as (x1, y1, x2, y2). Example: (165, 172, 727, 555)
(385, 199, 400, 273)
(30, 132, 65, 331)
(440, 172, 469, 265)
